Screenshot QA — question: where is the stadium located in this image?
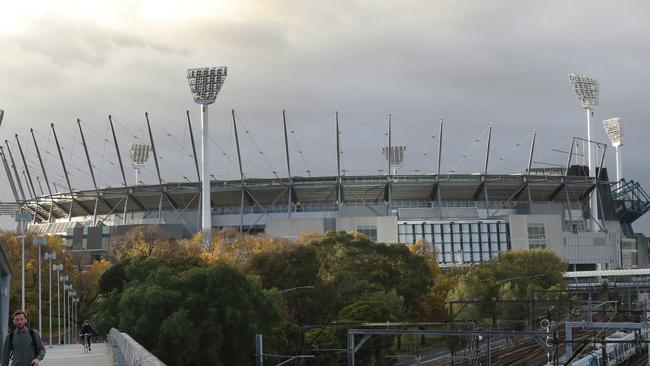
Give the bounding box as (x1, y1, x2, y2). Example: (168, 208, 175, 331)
(2, 124, 648, 271)
(1, 73, 649, 271)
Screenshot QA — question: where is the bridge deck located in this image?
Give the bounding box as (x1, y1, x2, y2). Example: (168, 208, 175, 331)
(42, 342, 114, 366)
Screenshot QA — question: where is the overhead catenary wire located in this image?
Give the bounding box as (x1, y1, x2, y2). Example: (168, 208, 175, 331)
(232, 112, 281, 178)
(450, 125, 491, 173)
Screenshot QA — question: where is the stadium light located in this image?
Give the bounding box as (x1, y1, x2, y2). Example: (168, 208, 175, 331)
(187, 66, 228, 247)
(128, 143, 151, 186)
(603, 117, 623, 186)
(568, 73, 600, 231)
(382, 145, 407, 175)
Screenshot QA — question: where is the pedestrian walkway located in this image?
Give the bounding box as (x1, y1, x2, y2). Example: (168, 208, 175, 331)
(41, 342, 114, 366)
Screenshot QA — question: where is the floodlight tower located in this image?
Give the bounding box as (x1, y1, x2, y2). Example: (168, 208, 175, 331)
(186, 66, 228, 246)
(382, 146, 407, 175)
(603, 118, 623, 187)
(568, 73, 600, 230)
(128, 143, 151, 186)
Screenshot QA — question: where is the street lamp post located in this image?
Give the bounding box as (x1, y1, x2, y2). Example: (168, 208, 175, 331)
(15, 210, 32, 310)
(73, 297, 79, 340)
(60, 276, 69, 344)
(54, 265, 63, 344)
(568, 74, 600, 231)
(44, 252, 56, 346)
(68, 291, 75, 342)
(33, 237, 46, 332)
(186, 66, 228, 247)
(67, 288, 73, 344)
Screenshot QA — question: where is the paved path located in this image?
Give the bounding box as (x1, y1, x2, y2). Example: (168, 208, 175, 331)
(41, 342, 114, 366)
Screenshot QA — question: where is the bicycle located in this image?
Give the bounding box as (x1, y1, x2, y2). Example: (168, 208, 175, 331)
(80, 333, 91, 353)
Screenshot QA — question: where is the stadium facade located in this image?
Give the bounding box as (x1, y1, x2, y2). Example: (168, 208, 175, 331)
(21, 164, 650, 270)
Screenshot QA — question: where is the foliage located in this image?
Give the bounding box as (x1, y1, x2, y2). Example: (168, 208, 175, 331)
(198, 229, 289, 267)
(0, 231, 109, 333)
(98, 257, 281, 366)
(109, 225, 198, 262)
(447, 249, 568, 324)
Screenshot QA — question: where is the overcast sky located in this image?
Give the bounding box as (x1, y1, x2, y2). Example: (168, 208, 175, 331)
(1, 0, 649, 231)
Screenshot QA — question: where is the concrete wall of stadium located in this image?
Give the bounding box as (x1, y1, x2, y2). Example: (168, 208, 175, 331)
(33, 202, 649, 270)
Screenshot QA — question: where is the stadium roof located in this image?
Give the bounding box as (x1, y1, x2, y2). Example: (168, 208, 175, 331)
(20, 173, 597, 223)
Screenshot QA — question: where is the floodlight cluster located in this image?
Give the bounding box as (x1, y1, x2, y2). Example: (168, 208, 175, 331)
(568, 73, 599, 108)
(187, 66, 228, 104)
(128, 144, 151, 169)
(603, 118, 623, 147)
(382, 145, 407, 166)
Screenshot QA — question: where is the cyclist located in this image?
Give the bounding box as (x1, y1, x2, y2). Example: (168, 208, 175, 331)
(79, 320, 95, 352)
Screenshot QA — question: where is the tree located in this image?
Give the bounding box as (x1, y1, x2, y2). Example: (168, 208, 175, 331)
(307, 231, 433, 318)
(109, 225, 196, 262)
(98, 257, 282, 366)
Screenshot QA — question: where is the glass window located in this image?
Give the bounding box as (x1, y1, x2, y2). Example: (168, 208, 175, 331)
(527, 223, 546, 250)
(434, 243, 442, 256)
(356, 225, 378, 241)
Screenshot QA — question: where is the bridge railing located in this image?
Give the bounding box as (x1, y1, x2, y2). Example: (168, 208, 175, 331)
(108, 328, 166, 366)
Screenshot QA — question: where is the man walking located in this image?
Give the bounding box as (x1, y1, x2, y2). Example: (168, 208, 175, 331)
(1, 310, 46, 366)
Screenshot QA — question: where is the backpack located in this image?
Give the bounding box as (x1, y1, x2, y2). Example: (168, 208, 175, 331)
(8, 328, 38, 359)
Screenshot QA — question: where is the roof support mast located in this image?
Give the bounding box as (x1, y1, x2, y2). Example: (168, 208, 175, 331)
(0, 147, 19, 203)
(77, 119, 100, 225)
(282, 109, 292, 219)
(436, 119, 444, 209)
(186, 110, 201, 182)
(187, 110, 201, 232)
(145, 112, 164, 224)
(387, 114, 392, 212)
(4, 140, 26, 202)
(483, 123, 493, 218)
(526, 129, 537, 213)
(336, 111, 342, 205)
(51, 123, 74, 219)
(108, 115, 130, 225)
(232, 109, 246, 232)
(15, 135, 36, 199)
(31, 129, 54, 221)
